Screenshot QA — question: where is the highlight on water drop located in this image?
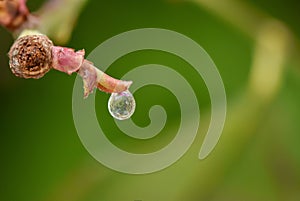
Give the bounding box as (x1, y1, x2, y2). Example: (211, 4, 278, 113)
(108, 90, 136, 120)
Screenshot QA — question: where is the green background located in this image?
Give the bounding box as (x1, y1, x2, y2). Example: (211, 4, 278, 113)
(1, 0, 300, 200)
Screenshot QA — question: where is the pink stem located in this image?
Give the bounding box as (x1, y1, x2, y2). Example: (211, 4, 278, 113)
(51, 46, 132, 98)
(1, 0, 132, 97)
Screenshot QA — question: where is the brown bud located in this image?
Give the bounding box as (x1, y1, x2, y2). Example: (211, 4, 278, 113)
(9, 34, 53, 79)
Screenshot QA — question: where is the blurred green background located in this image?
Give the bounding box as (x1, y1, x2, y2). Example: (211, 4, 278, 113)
(1, 0, 300, 200)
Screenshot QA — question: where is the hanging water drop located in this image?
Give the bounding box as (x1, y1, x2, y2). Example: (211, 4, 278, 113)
(108, 90, 136, 120)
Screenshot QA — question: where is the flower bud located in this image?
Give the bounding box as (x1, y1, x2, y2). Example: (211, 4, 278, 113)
(9, 34, 53, 79)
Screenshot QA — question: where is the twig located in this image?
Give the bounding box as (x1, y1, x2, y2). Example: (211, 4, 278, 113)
(1, 0, 132, 97)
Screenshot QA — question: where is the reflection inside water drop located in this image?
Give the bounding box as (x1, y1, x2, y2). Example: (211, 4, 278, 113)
(108, 90, 136, 120)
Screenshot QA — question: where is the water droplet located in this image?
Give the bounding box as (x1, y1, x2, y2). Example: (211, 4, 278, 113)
(108, 90, 136, 120)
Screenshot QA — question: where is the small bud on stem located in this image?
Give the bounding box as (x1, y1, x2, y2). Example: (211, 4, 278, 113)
(9, 34, 53, 79)
(8, 32, 132, 97)
(2, 0, 132, 97)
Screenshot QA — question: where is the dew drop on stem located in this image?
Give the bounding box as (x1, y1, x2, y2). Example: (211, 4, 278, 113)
(108, 90, 136, 120)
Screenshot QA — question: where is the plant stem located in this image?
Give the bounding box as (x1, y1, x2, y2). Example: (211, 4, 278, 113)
(1, 0, 132, 96)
